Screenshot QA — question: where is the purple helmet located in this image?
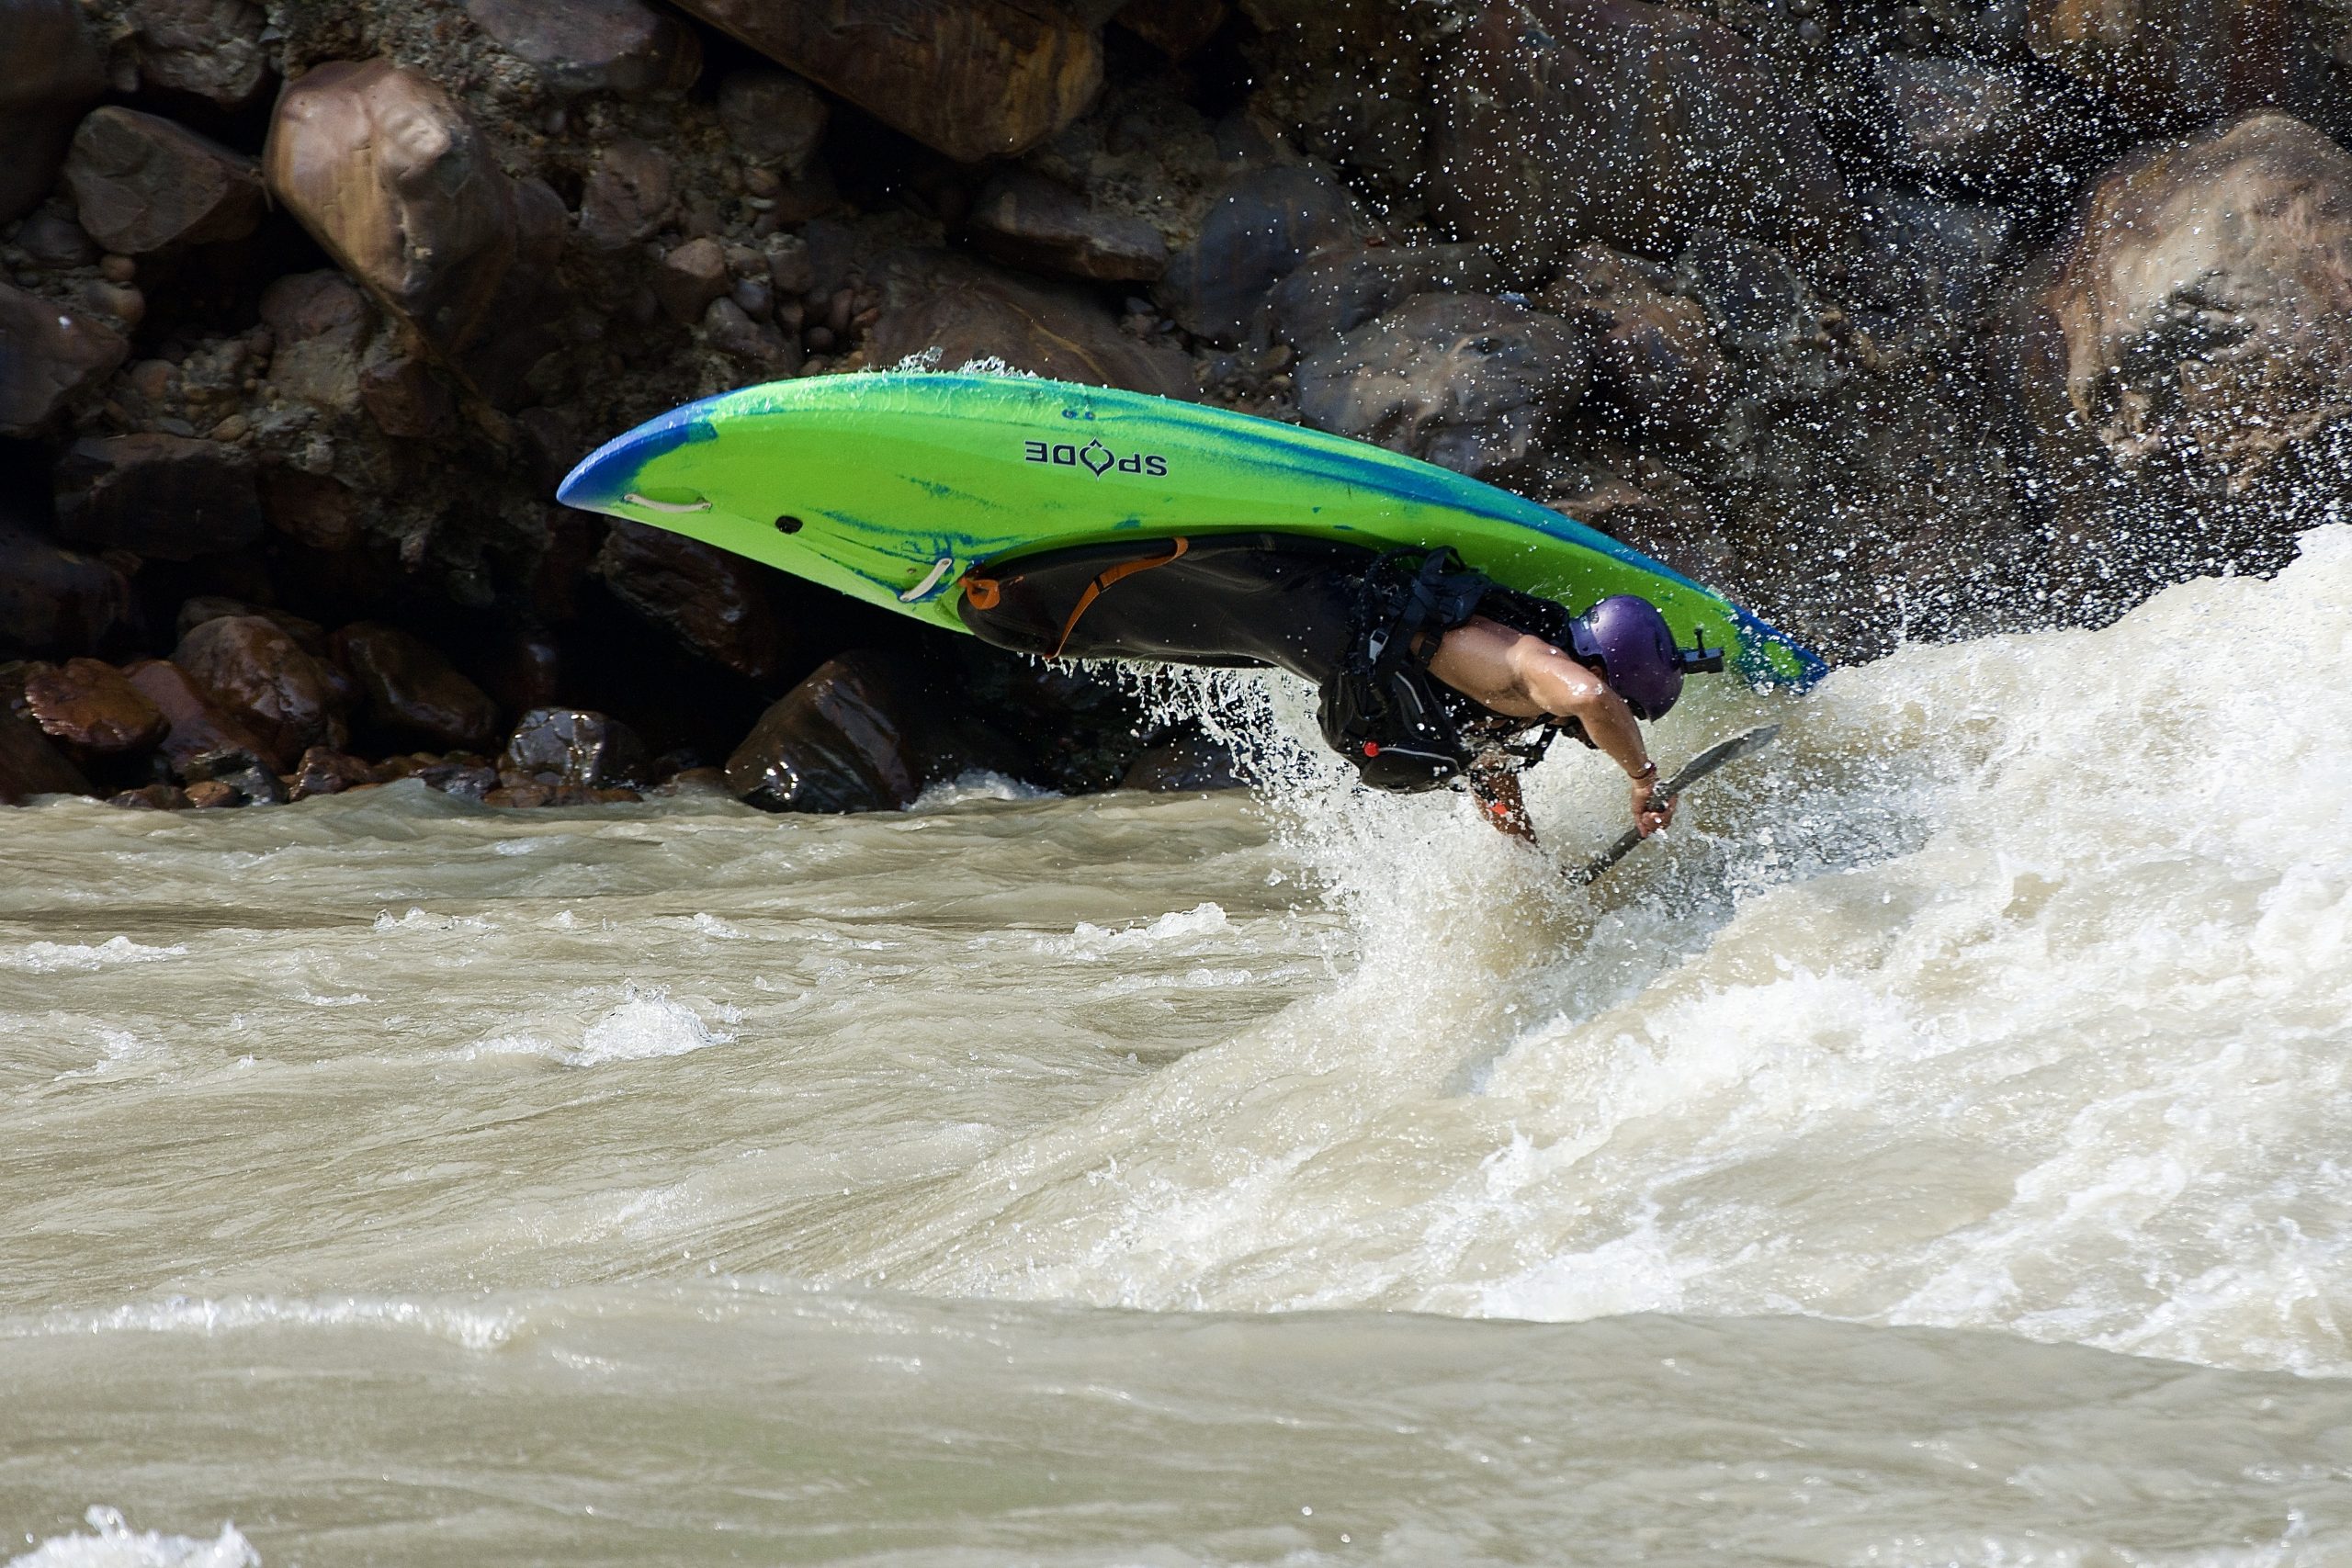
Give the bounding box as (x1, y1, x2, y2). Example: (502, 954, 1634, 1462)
(1567, 595, 1709, 720)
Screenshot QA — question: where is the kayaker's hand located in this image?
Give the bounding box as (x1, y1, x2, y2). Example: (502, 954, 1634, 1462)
(1632, 773, 1675, 837)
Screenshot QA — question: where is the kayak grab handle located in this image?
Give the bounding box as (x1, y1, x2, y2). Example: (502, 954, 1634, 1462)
(624, 492, 712, 513)
(899, 556, 955, 602)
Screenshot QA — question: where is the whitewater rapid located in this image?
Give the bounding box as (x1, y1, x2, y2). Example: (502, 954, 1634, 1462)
(4, 530, 2350, 1563)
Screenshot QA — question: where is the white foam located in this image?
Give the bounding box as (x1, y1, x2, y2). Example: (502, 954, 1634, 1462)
(6, 1509, 257, 1568)
(910, 770, 1060, 810)
(4, 938, 187, 974)
(1052, 902, 1231, 959)
(569, 991, 734, 1066)
(10, 1294, 524, 1351)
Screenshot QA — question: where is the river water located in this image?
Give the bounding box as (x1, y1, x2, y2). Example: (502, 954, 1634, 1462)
(6, 530, 2352, 1565)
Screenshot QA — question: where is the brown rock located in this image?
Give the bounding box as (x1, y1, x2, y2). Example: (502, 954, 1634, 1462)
(259, 270, 375, 414)
(2028, 0, 2289, 126)
(117, 0, 271, 110)
(0, 711, 92, 803)
(108, 783, 192, 809)
(182, 779, 241, 807)
(718, 68, 830, 177)
(1266, 242, 1502, 353)
(171, 615, 346, 769)
(867, 250, 1195, 397)
(462, 0, 701, 96)
(2023, 113, 2352, 488)
(328, 622, 500, 750)
(968, 167, 1168, 282)
(1156, 164, 1368, 345)
(499, 707, 650, 789)
(655, 236, 731, 326)
(287, 745, 372, 801)
(672, 0, 1100, 164)
(725, 652, 929, 812)
(0, 281, 130, 436)
(1540, 246, 1727, 433)
(594, 520, 786, 681)
(63, 107, 264, 255)
(53, 434, 263, 561)
(1872, 54, 2074, 186)
(258, 471, 364, 551)
(0, 0, 105, 223)
(119, 657, 273, 767)
(579, 137, 674, 251)
(180, 743, 287, 804)
(1296, 293, 1590, 483)
(357, 354, 456, 438)
(263, 60, 523, 362)
(0, 531, 131, 656)
(23, 658, 165, 754)
(1115, 0, 1226, 58)
(702, 296, 800, 375)
(1430, 0, 1857, 276)
(18, 209, 96, 269)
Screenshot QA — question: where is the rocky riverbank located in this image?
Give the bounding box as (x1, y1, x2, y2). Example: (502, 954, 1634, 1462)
(5, 0, 2351, 811)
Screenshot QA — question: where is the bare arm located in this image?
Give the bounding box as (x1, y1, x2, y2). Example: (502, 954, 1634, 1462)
(1428, 616, 1677, 837)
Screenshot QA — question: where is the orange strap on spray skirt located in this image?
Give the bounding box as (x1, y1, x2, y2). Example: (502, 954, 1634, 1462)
(1048, 536, 1190, 659)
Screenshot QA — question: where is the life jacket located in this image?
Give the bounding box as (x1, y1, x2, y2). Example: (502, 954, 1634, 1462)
(1316, 548, 1572, 793)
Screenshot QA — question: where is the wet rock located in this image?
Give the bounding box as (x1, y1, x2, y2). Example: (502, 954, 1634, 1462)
(113, 0, 271, 110)
(655, 236, 731, 326)
(1538, 246, 1728, 434)
(1430, 0, 1857, 277)
(651, 764, 730, 797)
(1861, 195, 2015, 329)
(0, 532, 132, 657)
(1156, 164, 1367, 344)
(1295, 293, 1590, 483)
(0, 710, 93, 803)
(718, 68, 830, 178)
(670, 0, 1102, 164)
(171, 615, 346, 769)
(257, 471, 364, 551)
(1873, 54, 2065, 188)
(1121, 728, 1243, 791)
(18, 209, 96, 269)
(390, 752, 499, 800)
(463, 0, 701, 96)
(22, 659, 165, 755)
(119, 657, 271, 768)
(53, 434, 263, 561)
(499, 708, 650, 790)
(287, 744, 373, 801)
(726, 652, 931, 813)
(2027, 0, 2290, 127)
(578, 137, 674, 251)
(1266, 243, 1501, 354)
(868, 251, 1195, 398)
(263, 60, 524, 363)
(107, 782, 191, 809)
(328, 623, 501, 750)
(356, 355, 457, 439)
(702, 296, 800, 376)
(2017, 112, 2352, 600)
(1114, 0, 1226, 58)
(181, 743, 286, 805)
(594, 520, 786, 682)
(967, 167, 1168, 282)
(0, 0, 105, 223)
(259, 271, 375, 415)
(0, 282, 130, 436)
(62, 107, 265, 255)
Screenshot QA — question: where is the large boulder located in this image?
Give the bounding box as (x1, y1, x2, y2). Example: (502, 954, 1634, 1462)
(1266, 243, 1501, 354)
(263, 60, 557, 386)
(669, 0, 1102, 163)
(717, 68, 830, 178)
(967, 166, 1168, 282)
(2028, 0, 2292, 128)
(328, 623, 501, 750)
(62, 107, 265, 255)
(119, 657, 274, 768)
(171, 615, 347, 769)
(0, 0, 105, 223)
(726, 652, 934, 812)
(594, 520, 786, 682)
(1430, 0, 1857, 276)
(462, 0, 701, 96)
(0, 531, 132, 657)
(109, 0, 272, 110)
(2017, 112, 2352, 588)
(1155, 164, 1367, 344)
(867, 251, 1196, 398)
(499, 707, 650, 789)
(0, 281, 129, 436)
(0, 711, 90, 803)
(1295, 292, 1590, 482)
(22, 659, 165, 756)
(53, 434, 264, 561)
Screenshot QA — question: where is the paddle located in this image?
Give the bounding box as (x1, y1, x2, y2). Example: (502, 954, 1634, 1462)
(1567, 724, 1782, 886)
